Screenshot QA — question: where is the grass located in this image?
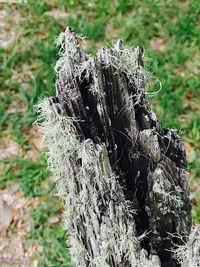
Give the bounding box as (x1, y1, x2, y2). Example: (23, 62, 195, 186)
(0, 154, 48, 196)
(0, 0, 199, 266)
(28, 199, 73, 267)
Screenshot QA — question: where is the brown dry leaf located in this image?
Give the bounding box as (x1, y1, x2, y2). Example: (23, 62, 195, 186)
(25, 149, 40, 159)
(105, 23, 121, 40)
(46, 9, 69, 20)
(30, 125, 45, 150)
(25, 242, 44, 266)
(0, 10, 15, 48)
(191, 180, 200, 192)
(182, 91, 193, 109)
(184, 141, 192, 156)
(0, 235, 42, 266)
(0, 236, 26, 267)
(150, 37, 166, 51)
(182, 0, 189, 9)
(184, 90, 193, 100)
(0, 186, 30, 234)
(25, 125, 45, 159)
(0, 185, 42, 266)
(29, 196, 40, 209)
(0, 9, 22, 49)
(48, 215, 60, 224)
(185, 57, 200, 75)
(0, 138, 22, 159)
(173, 67, 185, 78)
(0, 197, 13, 233)
(38, 30, 47, 40)
(11, 63, 34, 84)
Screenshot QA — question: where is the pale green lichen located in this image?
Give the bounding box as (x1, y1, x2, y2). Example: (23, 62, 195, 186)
(150, 166, 185, 218)
(171, 225, 200, 267)
(36, 99, 151, 267)
(54, 28, 161, 99)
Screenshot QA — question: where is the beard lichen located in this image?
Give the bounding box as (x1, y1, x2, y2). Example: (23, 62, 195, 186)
(172, 225, 200, 267)
(36, 98, 161, 267)
(36, 27, 195, 267)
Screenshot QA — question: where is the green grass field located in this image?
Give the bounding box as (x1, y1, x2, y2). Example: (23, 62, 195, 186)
(0, 1, 200, 266)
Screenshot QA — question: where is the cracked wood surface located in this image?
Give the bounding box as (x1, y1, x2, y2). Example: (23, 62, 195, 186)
(43, 27, 191, 267)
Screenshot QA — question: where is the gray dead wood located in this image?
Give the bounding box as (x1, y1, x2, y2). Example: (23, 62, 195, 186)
(41, 27, 192, 267)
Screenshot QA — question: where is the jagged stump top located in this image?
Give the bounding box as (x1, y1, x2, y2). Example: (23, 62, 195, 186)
(37, 27, 191, 267)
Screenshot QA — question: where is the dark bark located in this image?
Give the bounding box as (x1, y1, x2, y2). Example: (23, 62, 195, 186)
(44, 27, 191, 266)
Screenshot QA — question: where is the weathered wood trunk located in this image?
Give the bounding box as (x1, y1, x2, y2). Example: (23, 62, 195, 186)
(37, 27, 192, 267)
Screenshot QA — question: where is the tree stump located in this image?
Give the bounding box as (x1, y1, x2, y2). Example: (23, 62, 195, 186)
(37, 27, 192, 267)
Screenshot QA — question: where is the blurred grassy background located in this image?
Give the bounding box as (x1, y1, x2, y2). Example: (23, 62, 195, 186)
(0, 0, 199, 266)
